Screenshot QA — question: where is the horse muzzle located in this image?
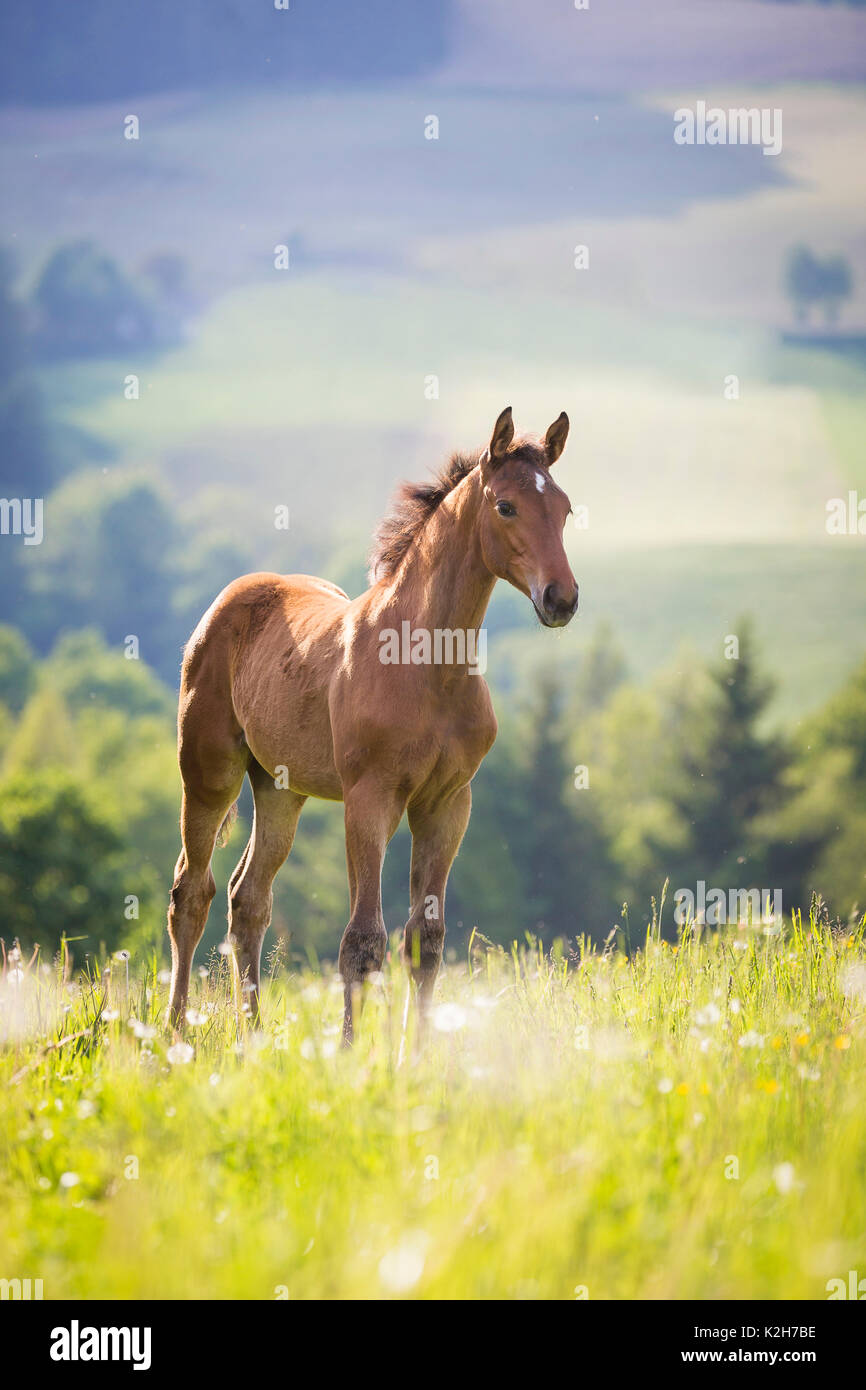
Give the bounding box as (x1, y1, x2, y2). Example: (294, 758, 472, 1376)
(532, 581, 579, 628)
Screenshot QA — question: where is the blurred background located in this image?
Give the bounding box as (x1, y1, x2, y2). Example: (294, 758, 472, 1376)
(0, 0, 864, 965)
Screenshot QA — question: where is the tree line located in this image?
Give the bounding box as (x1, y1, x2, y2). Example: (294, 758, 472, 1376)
(0, 621, 862, 968)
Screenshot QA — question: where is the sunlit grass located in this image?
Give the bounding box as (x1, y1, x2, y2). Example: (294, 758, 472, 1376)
(0, 911, 864, 1300)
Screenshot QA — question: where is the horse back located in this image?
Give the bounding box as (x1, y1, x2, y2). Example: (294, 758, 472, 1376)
(182, 573, 349, 797)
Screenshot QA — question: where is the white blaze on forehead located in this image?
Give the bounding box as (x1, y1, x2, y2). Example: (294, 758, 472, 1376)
(535, 471, 546, 492)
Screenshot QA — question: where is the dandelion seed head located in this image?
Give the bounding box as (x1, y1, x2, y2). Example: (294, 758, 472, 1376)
(694, 1003, 721, 1027)
(378, 1232, 429, 1294)
(129, 1020, 156, 1041)
(431, 1003, 468, 1033)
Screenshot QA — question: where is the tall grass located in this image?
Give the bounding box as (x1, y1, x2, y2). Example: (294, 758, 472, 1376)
(0, 909, 864, 1300)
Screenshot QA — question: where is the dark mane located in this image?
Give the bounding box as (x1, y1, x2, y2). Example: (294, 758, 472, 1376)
(368, 448, 479, 581)
(369, 439, 547, 582)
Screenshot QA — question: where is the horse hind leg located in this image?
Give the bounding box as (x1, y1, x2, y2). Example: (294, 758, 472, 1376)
(227, 761, 306, 1024)
(168, 789, 241, 1027)
(168, 703, 249, 1028)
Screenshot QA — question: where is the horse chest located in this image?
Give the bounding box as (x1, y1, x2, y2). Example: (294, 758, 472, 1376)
(420, 697, 496, 782)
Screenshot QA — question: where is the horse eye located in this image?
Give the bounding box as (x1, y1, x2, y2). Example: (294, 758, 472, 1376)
(496, 500, 516, 518)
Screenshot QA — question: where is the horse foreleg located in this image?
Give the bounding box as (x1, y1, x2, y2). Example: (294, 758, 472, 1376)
(338, 778, 405, 1045)
(402, 785, 472, 1026)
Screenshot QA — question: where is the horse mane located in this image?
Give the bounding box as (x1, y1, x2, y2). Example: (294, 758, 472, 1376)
(368, 448, 479, 582)
(369, 438, 547, 582)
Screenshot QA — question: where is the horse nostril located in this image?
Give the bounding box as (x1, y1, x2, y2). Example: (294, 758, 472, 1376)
(540, 582, 578, 622)
(543, 583, 578, 615)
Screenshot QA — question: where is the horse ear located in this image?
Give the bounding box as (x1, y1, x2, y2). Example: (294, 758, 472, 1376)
(545, 411, 569, 465)
(487, 406, 514, 464)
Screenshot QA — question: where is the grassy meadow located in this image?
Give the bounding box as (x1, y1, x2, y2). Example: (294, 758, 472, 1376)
(1, 910, 864, 1301)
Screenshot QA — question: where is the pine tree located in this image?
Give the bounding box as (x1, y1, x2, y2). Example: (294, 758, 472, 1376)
(519, 672, 616, 943)
(651, 622, 788, 894)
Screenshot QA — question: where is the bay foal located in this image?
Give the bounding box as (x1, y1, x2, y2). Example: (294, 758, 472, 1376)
(167, 407, 579, 1041)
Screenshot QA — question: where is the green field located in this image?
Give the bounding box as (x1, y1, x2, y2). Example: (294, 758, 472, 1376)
(2, 912, 863, 1300)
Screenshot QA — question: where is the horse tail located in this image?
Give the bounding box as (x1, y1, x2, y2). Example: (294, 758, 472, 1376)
(216, 800, 238, 848)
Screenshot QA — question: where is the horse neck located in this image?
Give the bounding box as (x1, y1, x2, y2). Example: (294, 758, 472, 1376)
(377, 469, 496, 634)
